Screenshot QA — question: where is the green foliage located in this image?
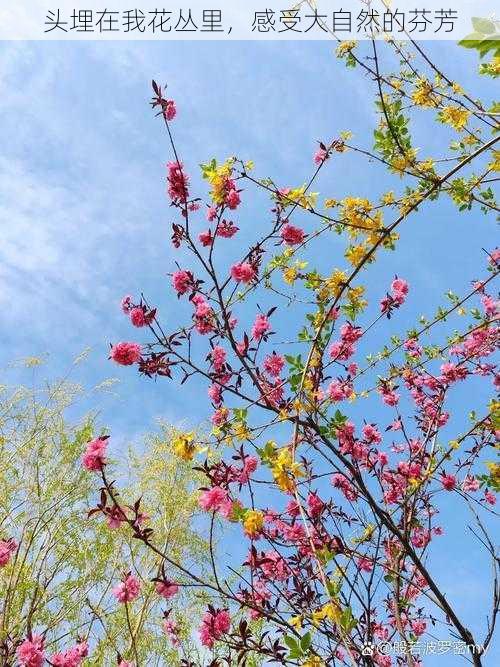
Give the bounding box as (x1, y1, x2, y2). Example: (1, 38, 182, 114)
(459, 17, 500, 58)
(0, 378, 207, 665)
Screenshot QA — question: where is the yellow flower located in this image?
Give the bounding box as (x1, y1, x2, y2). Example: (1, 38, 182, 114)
(283, 267, 298, 285)
(336, 41, 356, 57)
(345, 243, 367, 267)
(302, 658, 325, 667)
(243, 509, 264, 537)
(417, 158, 435, 173)
(290, 615, 303, 630)
(311, 601, 342, 626)
(488, 150, 500, 172)
(439, 106, 471, 131)
(324, 269, 348, 298)
(391, 148, 418, 175)
(172, 431, 197, 461)
(486, 462, 500, 483)
(324, 198, 337, 208)
(411, 78, 441, 108)
(272, 447, 304, 492)
(233, 422, 251, 441)
(381, 191, 395, 205)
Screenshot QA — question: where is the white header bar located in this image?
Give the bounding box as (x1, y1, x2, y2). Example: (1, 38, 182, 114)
(0, 0, 497, 40)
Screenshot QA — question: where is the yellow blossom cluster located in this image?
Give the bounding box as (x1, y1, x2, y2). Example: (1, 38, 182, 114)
(172, 431, 197, 461)
(339, 197, 384, 240)
(411, 78, 442, 108)
(243, 509, 264, 537)
(267, 445, 304, 492)
(311, 601, 342, 626)
(439, 106, 471, 131)
(201, 157, 235, 204)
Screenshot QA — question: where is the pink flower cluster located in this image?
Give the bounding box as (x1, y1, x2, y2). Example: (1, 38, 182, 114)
(199, 608, 231, 648)
(252, 314, 270, 341)
(231, 262, 256, 284)
(329, 322, 363, 361)
(163, 619, 180, 647)
(172, 270, 194, 295)
(313, 146, 328, 165)
(192, 293, 215, 335)
(211, 345, 227, 372)
(163, 99, 176, 121)
(167, 161, 189, 205)
(82, 436, 108, 472)
(263, 352, 285, 377)
(51, 642, 88, 667)
(380, 277, 409, 315)
(156, 580, 179, 599)
(16, 636, 45, 667)
(113, 573, 141, 603)
(280, 223, 305, 246)
(111, 342, 142, 366)
(0, 538, 17, 567)
(199, 486, 233, 518)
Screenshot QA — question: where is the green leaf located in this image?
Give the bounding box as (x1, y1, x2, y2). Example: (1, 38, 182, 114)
(471, 17, 496, 34)
(300, 632, 312, 652)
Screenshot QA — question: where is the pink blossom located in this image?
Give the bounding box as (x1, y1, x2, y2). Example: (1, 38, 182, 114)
(489, 248, 500, 265)
(362, 423, 382, 444)
(156, 580, 179, 599)
(357, 557, 373, 572)
(314, 147, 328, 165)
(211, 346, 226, 372)
(130, 307, 146, 328)
(377, 451, 389, 466)
(391, 277, 409, 305)
(166, 161, 189, 205)
(238, 456, 259, 483)
(378, 386, 400, 406)
(163, 99, 176, 121)
(481, 294, 499, 317)
(199, 486, 229, 512)
(230, 262, 255, 283)
(82, 436, 108, 472)
(198, 229, 213, 247)
(411, 527, 431, 549)
(217, 221, 239, 238)
(462, 475, 480, 492)
(211, 406, 229, 426)
(263, 353, 285, 377)
(172, 270, 193, 295)
(121, 295, 133, 314)
(307, 492, 324, 518)
(226, 189, 241, 210)
(440, 473, 456, 491)
(51, 642, 88, 667)
(280, 223, 305, 246)
(16, 636, 45, 667)
(328, 380, 349, 402)
(484, 490, 496, 505)
(163, 619, 180, 647)
(199, 608, 231, 648)
(113, 573, 141, 603)
(411, 619, 427, 636)
(208, 383, 222, 405)
(206, 206, 217, 221)
(0, 538, 17, 567)
(110, 342, 141, 366)
(252, 314, 270, 341)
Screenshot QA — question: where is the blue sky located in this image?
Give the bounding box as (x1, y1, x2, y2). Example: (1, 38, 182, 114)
(0, 39, 497, 664)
